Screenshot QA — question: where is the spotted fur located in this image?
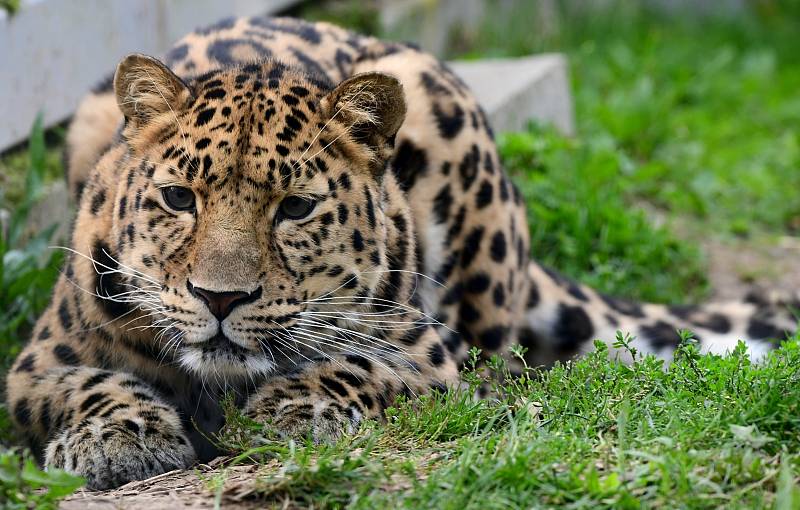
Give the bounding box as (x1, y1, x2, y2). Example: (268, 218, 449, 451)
(8, 16, 797, 490)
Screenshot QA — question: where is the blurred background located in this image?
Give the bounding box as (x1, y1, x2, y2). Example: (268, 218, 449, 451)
(1, 0, 800, 374)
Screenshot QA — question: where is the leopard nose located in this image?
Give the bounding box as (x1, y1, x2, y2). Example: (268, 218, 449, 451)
(187, 282, 262, 321)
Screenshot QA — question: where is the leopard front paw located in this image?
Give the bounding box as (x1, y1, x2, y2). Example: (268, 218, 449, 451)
(45, 415, 196, 490)
(249, 399, 362, 444)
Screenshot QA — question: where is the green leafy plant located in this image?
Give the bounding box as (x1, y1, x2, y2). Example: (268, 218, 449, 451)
(1, 116, 65, 367)
(0, 118, 78, 504)
(0, 449, 84, 509)
(290, 0, 380, 35)
(0, 0, 20, 15)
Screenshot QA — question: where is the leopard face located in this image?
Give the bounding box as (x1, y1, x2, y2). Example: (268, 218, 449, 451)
(105, 55, 406, 378)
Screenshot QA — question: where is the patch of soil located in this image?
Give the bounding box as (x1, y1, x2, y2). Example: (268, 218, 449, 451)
(59, 443, 448, 508)
(702, 235, 800, 302)
(60, 458, 276, 510)
(636, 201, 800, 302)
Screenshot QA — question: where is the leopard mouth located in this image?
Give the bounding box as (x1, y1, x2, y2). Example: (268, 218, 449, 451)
(200, 332, 248, 353)
(177, 330, 277, 378)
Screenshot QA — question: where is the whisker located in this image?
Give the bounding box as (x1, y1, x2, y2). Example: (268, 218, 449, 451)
(359, 268, 445, 288)
(285, 328, 371, 379)
(289, 326, 414, 390)
(119, 309, 168, 331)
(268, 339, 297, 366)
(299, 311, 438, 329)
(75, 301, 150, 334)
(304, 296, 453, 333)
(295, 317, 417, 357)
(157, 328, 183, 365)
(263, 322, 318, 366)
(266, 337, 302, 367)
(270, 321, 348, 371)
(294, 316, 419, 360)
(291, 324, 413, 365)
(51, 245, 161, 287)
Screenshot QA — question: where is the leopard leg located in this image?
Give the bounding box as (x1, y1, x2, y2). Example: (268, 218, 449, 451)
(245, 327, 458, 443)
(7, 342, 195, 490)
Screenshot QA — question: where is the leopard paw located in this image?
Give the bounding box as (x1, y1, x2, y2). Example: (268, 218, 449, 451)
(250, 400, 362, 443)
(45, 415, 195, 490)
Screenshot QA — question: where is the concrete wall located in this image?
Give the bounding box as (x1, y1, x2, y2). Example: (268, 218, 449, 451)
(0, 0, 300, 150)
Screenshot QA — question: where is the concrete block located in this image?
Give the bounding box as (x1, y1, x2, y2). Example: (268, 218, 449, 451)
(0, 0, 300, 151)
(448, 54, 575, 135)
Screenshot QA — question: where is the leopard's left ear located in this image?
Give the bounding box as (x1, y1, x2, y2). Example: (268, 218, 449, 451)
(321, 72, 406, 167)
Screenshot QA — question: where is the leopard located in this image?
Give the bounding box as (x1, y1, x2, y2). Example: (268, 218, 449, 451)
(7, 16, 798, 490)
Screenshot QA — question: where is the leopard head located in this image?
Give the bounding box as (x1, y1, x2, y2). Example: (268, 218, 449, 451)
(98, 54, 410, 378)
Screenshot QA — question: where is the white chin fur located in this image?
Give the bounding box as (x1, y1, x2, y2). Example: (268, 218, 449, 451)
(177, 347, 276, 380)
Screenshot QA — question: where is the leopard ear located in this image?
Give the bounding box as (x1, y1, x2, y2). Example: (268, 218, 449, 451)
(114, 54, 193, 128)
(322, 72, 406, 160)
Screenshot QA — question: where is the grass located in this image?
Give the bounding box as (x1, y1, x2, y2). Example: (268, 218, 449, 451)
(214, 338, 800, 508)
(449, 0, 800, 303)
(0, 117, 65, 372)
(2, 0, 800, 507)
(501, 126, 708, 303)
(0, 125, 65, 208)
(455, 0, 800, 239)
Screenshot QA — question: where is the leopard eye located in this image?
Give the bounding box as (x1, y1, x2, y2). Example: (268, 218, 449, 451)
(277, 196, 316, 221)
(161, 186, 196, 211)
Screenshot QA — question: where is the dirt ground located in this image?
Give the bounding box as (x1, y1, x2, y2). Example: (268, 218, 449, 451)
(61, 457, 277, 510)
(703, 235, 800, 302)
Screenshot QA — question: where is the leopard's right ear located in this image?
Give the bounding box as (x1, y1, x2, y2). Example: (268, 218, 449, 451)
(114, 54, 193, 128)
